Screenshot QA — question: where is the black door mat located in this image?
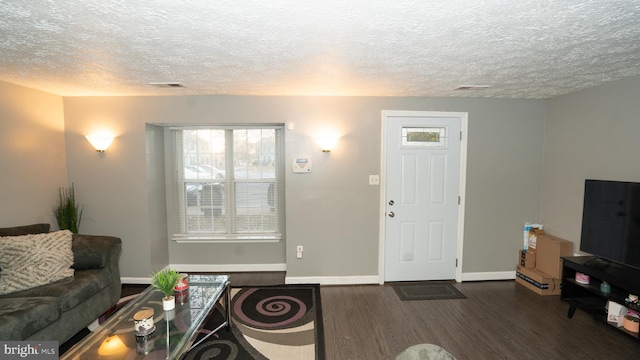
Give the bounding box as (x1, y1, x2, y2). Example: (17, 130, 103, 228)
(392, 282, 466, 301)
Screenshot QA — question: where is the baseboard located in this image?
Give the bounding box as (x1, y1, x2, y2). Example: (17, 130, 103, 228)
(461, 271, 515, 282)
(285, 275, 380, 285)
(121, 277, 151, 284)
(287, 272, 516, 285)
(125, 274, 380, 286)
(121, 263, 287, 285)
(121, 272, 516, 285)
(124, 271, 513, 285)
(169, 263, 287, 272)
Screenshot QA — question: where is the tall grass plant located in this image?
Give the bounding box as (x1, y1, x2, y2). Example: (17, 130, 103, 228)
(53, 184, 83, 233)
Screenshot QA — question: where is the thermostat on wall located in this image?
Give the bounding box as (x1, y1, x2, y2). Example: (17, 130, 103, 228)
(293, 157, 311, 173)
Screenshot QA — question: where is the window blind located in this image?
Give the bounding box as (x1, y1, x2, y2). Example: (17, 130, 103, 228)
(167, 125, 284, 242)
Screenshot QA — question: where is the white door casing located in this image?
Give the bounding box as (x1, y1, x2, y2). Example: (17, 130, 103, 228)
(380, 111, 468, 283)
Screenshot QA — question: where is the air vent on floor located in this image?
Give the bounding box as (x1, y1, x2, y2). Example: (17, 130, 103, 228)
(149, 82, 186, 88)
(455, 85, 490, 90)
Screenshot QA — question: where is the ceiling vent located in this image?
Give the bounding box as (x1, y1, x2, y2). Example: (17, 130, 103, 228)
(149, 82, 186, 88)
(455, 85, 490, 91)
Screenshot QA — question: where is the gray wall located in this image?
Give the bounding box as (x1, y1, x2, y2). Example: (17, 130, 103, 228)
(541, 76, 640, 248)
(145, 124, 170, 274)
(0, 81, 67, 227)
(61, 95, 546, 279)
(6, 75, 640, 281)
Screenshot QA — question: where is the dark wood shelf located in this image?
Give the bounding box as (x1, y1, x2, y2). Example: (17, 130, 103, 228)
(564, 277, 629, 304)
(562, 256, 640, 343)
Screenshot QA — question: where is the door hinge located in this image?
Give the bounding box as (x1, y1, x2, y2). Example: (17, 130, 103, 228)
(460, 131, 463, 140)
(456, 258, 458, 267)
(458, 196, 461, 205)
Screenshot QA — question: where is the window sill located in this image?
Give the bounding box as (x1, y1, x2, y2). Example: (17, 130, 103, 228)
(172, 234, 281, 244)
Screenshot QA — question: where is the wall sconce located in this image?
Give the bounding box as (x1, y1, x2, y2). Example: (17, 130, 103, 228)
(85, 134, 115, 152)
(315, 133, 340, 153)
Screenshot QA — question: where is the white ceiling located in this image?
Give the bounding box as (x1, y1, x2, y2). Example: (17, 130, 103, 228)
(1, 1, 639, 98)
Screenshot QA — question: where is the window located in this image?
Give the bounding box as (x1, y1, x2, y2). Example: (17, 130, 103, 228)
(401, 127, 448, 148)
(168, 125, 284, 242)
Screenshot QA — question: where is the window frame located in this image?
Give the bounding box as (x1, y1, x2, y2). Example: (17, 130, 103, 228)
(166, 124, 285, 243)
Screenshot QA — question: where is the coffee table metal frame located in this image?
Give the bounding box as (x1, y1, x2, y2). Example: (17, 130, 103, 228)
(60, 274, 230, 360)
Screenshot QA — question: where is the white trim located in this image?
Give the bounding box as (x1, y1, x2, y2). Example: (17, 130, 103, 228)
(174, 238, 281, 244)
(170, 124, 283, 131)
(121, 277, 152, 284)
(379, 111, 469, 284)
(124, 272, 514, 286)
(378, 112, 387, 284)
(173, 232, 282, 243)
(461, 271, 516, 282)
(169, 263, 286, 272)
(286, 275, 380, 285)
(456, 113, 469, 283)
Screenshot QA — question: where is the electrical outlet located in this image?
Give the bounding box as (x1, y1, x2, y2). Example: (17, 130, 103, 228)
(296, 246, 303, 252)
(369, 175, 380, 185)
(296, 245, 303, 259)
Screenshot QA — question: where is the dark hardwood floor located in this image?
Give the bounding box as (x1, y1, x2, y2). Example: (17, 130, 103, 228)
(120, 273, 638, 359)
(321, 280, 639, 360)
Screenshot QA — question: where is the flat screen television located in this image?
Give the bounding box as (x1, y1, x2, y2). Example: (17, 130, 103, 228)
(580, 179, 640, 270)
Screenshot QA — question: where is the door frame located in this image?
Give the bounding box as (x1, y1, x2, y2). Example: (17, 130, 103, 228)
(378, 110, 468, 283)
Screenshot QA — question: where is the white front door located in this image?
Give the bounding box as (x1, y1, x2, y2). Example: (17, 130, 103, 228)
(382, 111, 466, 282)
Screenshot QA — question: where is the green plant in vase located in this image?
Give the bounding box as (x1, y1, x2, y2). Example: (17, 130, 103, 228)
(150, 268, 181, 310)
(53, 183, 83, 233)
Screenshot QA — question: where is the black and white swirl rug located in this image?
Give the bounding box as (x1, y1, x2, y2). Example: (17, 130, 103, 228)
(185, 285, 324, 360)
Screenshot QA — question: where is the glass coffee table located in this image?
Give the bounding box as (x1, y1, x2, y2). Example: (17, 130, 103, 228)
(61, 274, 230, 360)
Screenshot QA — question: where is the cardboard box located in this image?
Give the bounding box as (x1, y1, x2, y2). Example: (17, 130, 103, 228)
(519, 249, 536, 268)
(536, 234, 574, 278)
(528, 228, 545, 250)
(515, 265, 561, 296)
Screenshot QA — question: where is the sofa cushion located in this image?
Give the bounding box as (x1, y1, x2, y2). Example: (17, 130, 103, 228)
(0, 223, 50, 236)
(72, 234, 117, 270)
(0, 297, 62, 340)
(0, 230, 74, 295)
(2, 269, 113, 312)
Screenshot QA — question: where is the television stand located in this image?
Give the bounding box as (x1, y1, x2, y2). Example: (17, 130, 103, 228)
(583, 257, 612, 270)
(561, 256, 640, 342)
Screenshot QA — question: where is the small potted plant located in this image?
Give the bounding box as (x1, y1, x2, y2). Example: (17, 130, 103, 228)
(150, 268, 181, 311)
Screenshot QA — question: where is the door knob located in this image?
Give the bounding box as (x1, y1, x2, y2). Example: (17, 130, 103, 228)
(388, 211, 395, 218)
(388, 200, 394, 206)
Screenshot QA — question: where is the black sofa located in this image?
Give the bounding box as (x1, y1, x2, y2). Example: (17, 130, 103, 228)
(0, 224, 122, 343)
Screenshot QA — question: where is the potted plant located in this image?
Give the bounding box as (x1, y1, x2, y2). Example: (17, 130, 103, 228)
(53, 183, 83, 233)
(150, 268, 181, 311)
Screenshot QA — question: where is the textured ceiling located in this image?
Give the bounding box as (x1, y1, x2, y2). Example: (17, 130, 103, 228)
(1, 1, 639, 98)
